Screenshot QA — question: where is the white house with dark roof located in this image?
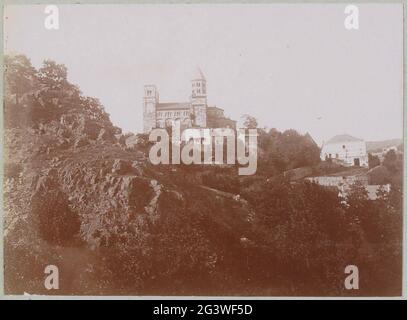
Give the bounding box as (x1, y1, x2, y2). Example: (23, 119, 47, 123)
(142, 68, 235, 133)
(321, 134, 368, 167)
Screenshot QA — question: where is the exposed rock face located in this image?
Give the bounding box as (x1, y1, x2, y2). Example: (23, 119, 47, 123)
(111, 159, 135, 175)
(4, 120, 255, 295)
(144, 179, 162, 221)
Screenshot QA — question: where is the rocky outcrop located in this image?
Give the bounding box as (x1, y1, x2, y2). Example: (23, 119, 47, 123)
(4, 121, 257, 295)
(3, 55, 257, 295)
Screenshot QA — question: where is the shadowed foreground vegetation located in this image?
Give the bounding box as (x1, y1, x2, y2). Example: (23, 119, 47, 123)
(3, 54, 402, 296)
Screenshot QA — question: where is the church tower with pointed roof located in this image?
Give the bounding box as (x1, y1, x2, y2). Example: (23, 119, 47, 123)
(190, 67, 207, 127)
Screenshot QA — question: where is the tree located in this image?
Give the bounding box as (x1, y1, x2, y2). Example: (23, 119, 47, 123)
(4, 54, 37, 105)
(4, 55, 116, 140)
(383, 149, 400, 173)
(344, 180, 402, 295)
(256, 128, 320, 175)
(241, 114, 258, 129)
(246, 179, 358, 295)
(367, 165, 390, 185)
(38, 59, 68, 89)
(368, 153, 380, 169)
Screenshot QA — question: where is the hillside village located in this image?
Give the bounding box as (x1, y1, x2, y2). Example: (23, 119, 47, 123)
(285, 134, 402, 201)
(141, 68, 403, 202)
(3, 55, 403, 296)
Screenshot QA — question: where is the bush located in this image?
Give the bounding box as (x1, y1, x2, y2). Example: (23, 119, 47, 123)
(31, 190, 80, 245)
(368, 153, 381, 169)
(367, 165, 390, 185)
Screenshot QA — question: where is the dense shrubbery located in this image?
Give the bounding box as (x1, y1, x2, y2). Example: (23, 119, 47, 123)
(368, 153, 381, 169)
(246, 178, 402, 295)
(256, 129, 321, 175)
(368, 165, 390, 185)
(201, 168, 240, 194)
(29, 169, 80, 247)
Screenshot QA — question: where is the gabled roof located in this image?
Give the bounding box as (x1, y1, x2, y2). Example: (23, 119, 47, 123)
(156, 102, 190, 110)
(326, 134, 364, 144)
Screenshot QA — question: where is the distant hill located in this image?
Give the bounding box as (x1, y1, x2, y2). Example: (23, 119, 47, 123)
(366, 139, 402, 152)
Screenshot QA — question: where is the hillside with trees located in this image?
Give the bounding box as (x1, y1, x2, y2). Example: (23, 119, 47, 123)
(3, 54, 402, 296)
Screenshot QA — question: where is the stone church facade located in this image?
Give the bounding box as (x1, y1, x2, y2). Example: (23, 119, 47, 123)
(143, 68, 236, 133)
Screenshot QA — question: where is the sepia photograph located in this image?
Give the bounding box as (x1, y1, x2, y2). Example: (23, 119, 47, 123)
(1, 2, 404, 298)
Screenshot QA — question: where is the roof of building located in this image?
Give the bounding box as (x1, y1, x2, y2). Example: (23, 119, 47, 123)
(191, 67, 206, 81)
(156, 102, 190, 110)
(326, 134, 364, 144)
(207, 106, 224, 111)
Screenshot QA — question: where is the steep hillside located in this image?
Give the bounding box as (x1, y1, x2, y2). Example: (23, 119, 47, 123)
(3, 55, 257, 294)
(3, 54, 402, 296)
(4, 125, 256, 295)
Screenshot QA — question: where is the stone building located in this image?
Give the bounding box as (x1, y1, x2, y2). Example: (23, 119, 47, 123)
(142, 68, 236, 133)
(320, 134, 368, 167)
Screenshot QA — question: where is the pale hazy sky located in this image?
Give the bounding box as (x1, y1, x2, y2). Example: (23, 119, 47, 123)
(4, 4, 403, 145)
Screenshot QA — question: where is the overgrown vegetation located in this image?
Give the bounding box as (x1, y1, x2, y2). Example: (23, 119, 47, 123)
(3, 54, 403, 296)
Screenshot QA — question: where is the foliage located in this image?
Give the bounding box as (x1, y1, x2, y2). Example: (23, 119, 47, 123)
(241, 114, 258, 129)
(368, 153, 380, 169)
(257, 128, 321, 175)
(4, 54, 37, 105)
(4, 54, 114, 134)
(382, 150, 403, 185)
(3, 54, 402, 296)
(367, 165, 390, 185)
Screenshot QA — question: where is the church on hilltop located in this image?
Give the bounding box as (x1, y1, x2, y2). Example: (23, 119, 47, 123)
(142, 68, 236, 133)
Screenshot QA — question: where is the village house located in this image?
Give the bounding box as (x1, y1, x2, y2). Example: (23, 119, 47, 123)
(320, 134, 368, 167)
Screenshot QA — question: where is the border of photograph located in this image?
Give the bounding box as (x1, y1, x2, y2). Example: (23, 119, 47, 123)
(0, 0, 405, 300)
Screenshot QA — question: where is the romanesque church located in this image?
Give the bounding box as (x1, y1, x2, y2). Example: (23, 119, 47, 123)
(143, 68, 236, 133)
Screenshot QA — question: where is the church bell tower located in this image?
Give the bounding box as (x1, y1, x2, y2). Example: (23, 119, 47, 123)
(190, 68, 207, 127)
(143, 85, 159, 133)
